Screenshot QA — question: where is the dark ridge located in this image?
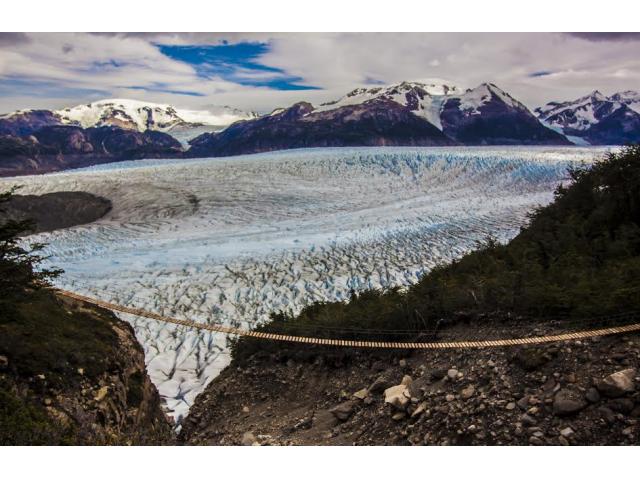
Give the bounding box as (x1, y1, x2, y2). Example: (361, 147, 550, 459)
(0, 125, 184, 177)
(0, 191, 112, 234)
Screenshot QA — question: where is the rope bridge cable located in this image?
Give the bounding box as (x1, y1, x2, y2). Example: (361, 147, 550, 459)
(54, 288, 640, 349)
(58, 279, 640, 337)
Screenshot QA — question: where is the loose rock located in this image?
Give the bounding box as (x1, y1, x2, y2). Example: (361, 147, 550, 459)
(585, 387, 600, 403)
(94, 386, 109, 403)
(401, 375, 413, 387)
(411, 402, 427, 418)
(369, 374, 394, 394)
(521, 414, 537, 426)
(560, 427, 574, 438)
(429, 368, 447, 381)
(460, 385, 475, 400)
(384, 385, 410, 410)
(529, 436, 543, 446)
(330, 400, 356, 421)
(241, 432, 259, 446)
(595, 368, 636, 398)
(607, 398, 634, 414)
(553, 389, 588, 416)
(352, 388, 369, 400)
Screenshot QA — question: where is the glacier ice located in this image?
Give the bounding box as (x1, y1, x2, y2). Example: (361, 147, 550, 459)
(0, 145, 614, 423)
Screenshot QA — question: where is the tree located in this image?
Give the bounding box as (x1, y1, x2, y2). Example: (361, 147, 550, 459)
(0, 186, 62, 302)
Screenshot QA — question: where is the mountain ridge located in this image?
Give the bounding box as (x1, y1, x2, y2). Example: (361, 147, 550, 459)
(536, 90, 640, 145)
(2, 82, 639, 176)
(0, 99, 257, 137)
(187, 81, 570, 157)
(0, 124, 183, 177)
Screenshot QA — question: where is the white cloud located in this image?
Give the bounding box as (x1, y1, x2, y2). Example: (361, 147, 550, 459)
(0, 33, 639, 114)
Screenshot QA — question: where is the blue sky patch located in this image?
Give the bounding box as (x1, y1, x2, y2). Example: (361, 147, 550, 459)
(529, 70, 554, 78)
(158, 42, 319, 91)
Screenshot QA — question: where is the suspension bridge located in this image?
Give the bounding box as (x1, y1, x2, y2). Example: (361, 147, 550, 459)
(55, 288, 640, 349)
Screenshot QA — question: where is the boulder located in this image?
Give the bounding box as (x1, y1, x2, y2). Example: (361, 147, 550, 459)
(384, 384, 411, 410)
(553, 389, 588, 416)
(595, 368, 636, 398)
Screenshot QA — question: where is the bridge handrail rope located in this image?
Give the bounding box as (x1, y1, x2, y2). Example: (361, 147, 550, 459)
(58, 279, 640, 336)
(55, 288, 640, 349)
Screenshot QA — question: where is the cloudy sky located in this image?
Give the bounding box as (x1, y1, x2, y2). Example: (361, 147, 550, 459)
(0, 32, 639, 114)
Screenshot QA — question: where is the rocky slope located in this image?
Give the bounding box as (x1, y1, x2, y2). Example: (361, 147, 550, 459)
(0, 289, 174, 445)
(0, 110, 63, 137)
(179, 321, 640, 446)
(0, 191, 111, 234)
(0, 125, 183, 176)
(536, 90, 640, 145)
(187, 82, 569, 157)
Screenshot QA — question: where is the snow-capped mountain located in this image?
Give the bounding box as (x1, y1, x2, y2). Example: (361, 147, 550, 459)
(536, 90, 640, 145)
(610, 90, 640, 113)
(188, 81, 568, 157)
(315, 81, 464, 129)
(536, 90, 615, 133)
(55, 99, 257, 132)
(438, 83, 568, 145)
(0, 99, 256, 139)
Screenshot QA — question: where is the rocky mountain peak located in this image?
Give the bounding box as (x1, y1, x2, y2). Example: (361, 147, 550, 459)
(536, 89, 640, 144)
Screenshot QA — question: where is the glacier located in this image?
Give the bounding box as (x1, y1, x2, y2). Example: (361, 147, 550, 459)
(0, 146, 613, 423)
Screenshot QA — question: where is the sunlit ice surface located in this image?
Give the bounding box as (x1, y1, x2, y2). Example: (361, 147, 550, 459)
(1, 146, 615, 423)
